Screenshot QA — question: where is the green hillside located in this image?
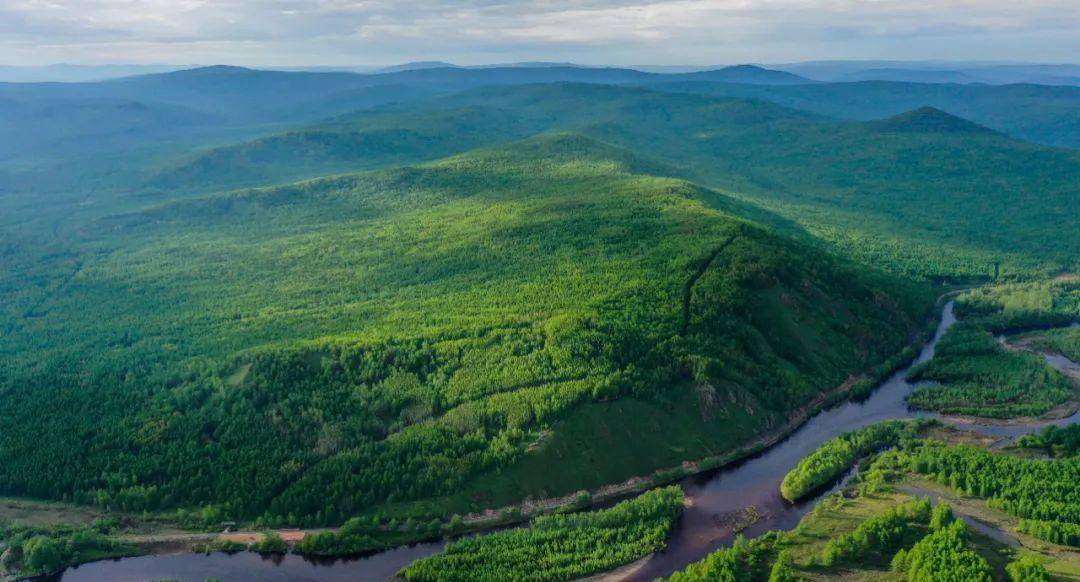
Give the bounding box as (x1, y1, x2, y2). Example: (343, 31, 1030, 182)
(0, 134, 931, 523)
(162, 83, 1080, 280)
(645, 80, 1080, 149)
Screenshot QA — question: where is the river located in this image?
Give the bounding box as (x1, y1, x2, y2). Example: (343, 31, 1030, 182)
(52, 301, 1079, 582)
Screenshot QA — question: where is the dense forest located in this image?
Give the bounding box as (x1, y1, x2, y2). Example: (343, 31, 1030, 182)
(910, 442, 1080, 545)
(156, 83, 1080, 281)
(0, 135, 931, 526)
(0, 62, 1078, 580)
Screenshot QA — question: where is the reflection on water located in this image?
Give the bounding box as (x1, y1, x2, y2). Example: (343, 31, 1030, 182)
(56, 543, 444, 582)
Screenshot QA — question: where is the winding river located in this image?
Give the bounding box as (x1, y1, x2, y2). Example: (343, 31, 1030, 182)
(52, 301, 1079, 582)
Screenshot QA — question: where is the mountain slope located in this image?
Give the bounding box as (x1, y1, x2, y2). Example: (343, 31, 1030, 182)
(869, 106, 998, 134)
(153, 83, 823, 192)
(164, 83, 1080, 280)
(0, 134, 931, 523)
(659, 64, 810, 85)
(642, 80, 1080, 149)
(0, 63, 810, 127)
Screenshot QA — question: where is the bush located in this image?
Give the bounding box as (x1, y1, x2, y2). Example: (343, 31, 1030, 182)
(904, 521, 991, 582)
(253, 531, 287, 553)
(929, 503, 954, 531)
(768, 550, 800, 582)
(1006, 555, 1050, 581)
(22, 536, 63, 574)
(820, 497, 931, 566)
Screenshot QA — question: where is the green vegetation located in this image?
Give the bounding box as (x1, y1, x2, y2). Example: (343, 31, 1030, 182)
(646, 80, 1080, 150)
(0, 520, 138, 578)
(295, 517, 387, 556)
(400, 486, 683, 582)
(149, 82, 1080, 280)
(893, 520, 992, 582)
(906, 281, 1079, 419)
(0, 135, 929, 525)
(907, 323, 1074, 418)
(665, 533, 778, 582)
(1016, 519, 1080, 547)
(413, 381, 766, 517)
(767, 551, 800, 582)
(381, 87, 1080, 280)
(820, 497, 930, 566)
(205, 538, 246, 553)
(661, 491, 997, 581)
(1006, 555, 1052, 581)
(1020, 326, 1080, 361)
(2, 68, 1079, 561)
(665, 430, 1080, 582)
(780, 419, 930, 501)
(910, 441, 1080, 539)
(251, 531, 287, 553)
(929, 503, 955, 531)
(955, 280, 1080, 332)
(1016, 424, 1080, 457)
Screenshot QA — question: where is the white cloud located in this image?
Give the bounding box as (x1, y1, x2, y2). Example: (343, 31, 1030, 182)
(0, 0, 1077, 65)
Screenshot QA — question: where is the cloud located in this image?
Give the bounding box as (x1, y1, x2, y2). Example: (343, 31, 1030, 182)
(0, 0, 1077, 65)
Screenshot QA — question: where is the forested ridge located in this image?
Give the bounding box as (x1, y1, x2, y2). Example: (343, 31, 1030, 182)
(166, 83, 1080, 281)
(0, 134, 931, 525)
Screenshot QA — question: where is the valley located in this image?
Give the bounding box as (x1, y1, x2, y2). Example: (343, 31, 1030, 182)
(0, 62, 1077, 582)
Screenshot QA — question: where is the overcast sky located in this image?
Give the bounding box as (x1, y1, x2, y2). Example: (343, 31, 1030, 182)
(2, 0, 1079, 67)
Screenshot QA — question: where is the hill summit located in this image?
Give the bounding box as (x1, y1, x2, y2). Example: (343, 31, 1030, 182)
(871, 106, 997, 134)
(683, 64, 810, 85)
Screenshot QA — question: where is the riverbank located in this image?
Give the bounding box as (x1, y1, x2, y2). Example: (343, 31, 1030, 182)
(1, 292, 968, 582)
(33, 286, 1080, 581)
(5, 295, 956, 582)
(929, 323, 1080, 428)
(39, 295, 1080, 581)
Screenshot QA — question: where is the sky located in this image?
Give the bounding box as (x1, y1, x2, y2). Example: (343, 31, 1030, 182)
(2, 0, 1079, 67)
